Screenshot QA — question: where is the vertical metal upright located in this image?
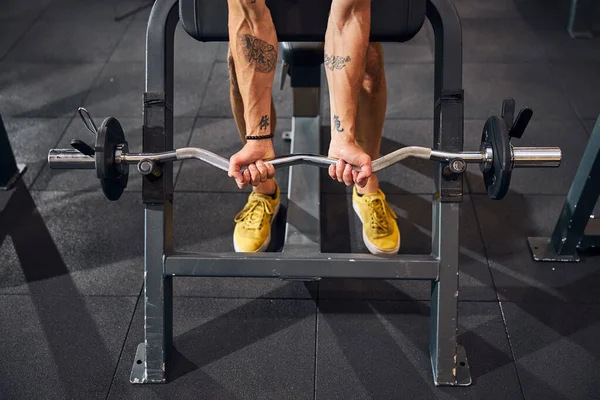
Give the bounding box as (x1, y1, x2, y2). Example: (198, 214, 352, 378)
(282, 43, 324, 256)
(427, 0, 470, 386)
(528, 115, 600, 262)
(130, 0, 178, 384)
(568, 0, 596, 38)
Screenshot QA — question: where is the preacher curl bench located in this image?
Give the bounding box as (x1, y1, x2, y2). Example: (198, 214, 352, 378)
(47, 0, 564, 387)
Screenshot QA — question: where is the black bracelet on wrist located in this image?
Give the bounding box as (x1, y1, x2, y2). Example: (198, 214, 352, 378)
(246, 133, 274, 140)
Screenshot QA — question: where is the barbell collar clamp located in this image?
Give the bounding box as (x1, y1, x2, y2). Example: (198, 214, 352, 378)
(137, 159, 157, 176)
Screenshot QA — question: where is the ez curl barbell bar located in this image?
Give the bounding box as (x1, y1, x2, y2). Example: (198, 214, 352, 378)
(48, 102, 562, 201)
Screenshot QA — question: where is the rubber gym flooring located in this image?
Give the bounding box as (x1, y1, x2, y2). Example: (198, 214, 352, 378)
(1, 0, 600, 399)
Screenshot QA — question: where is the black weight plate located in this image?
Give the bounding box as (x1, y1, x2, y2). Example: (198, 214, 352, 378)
(480, 116, 512, 200)
(95, 117, 129, 201)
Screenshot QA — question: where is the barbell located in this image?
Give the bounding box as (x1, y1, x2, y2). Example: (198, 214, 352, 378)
(48, 100, 562, 201)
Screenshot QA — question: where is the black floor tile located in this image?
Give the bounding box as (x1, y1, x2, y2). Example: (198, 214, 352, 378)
(473, 194, 600, 304)
(198, 61, 294, 118)
(584, 118, 598, 136)
(108, 297, 316, 399)
(171, 192, 317, 299)
(39, 0, 149, 21)
(110, 20, 220, 64)
(465, 118, 590, 195)
(462, 18, 545, 63)
(0, 62, 104, 117)
(379, 24, 433, 63)
(452, 0, 521, 19)
(511, 0, 573, 31)
(82, 62, 145, 118)
(536, 30, 600, 64)
(84, 60, 212, 118)
(0, 294, 136, 400)
(216, 43, 229, 62)
(176, 118, 292, 193)
(463, 63, 579, 121)
(0, 21, 31, 61)
(319, 194, 495, 301)
(0, 190, 144, 296)
(315, 301, 522, 399)
(502, 302, 600, 400)
(3, 117, 71, 188)
(33, 117, 195, 192)
(4, 20, 128, 63)
(550, 62, 600, 120)
(0, 0, 52, 21)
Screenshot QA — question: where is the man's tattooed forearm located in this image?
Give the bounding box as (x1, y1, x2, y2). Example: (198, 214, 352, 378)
(324, 54, 351, 71)
(238, 34, 277, 73)
(333, 115, 344, 133)
(258, 115, 270, 130)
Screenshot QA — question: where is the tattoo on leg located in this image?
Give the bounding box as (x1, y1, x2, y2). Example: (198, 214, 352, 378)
(258, 115, 270, 130)
(238, 34, 277, 73)
(333, 115, 344, 132)
(324, 54, 351, 71)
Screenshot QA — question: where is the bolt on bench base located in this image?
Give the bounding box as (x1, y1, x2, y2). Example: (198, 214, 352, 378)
(130, 343, 151, 384)
(527, 237, 581, 262)
(528, 217, 600, 262)
(434, 345, 471, 386)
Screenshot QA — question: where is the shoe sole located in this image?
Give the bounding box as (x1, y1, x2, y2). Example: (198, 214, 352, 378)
(352, 199, 400, 255)
(233, 203, 280, 253)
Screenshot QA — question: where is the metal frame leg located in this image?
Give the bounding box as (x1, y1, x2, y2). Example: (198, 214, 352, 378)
(131, 0, 178, 384)
(427, 0, 471, 386)
(528, 115, 600, 262)
(568, 0, 595, 38)
(430, 202, 470, 385)
(0, 114, 26, 190)
(284, 61, 322, 254)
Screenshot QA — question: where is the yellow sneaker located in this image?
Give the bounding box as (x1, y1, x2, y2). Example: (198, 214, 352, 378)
(233, 185, 280, 252)
(352, 186, 401, 254)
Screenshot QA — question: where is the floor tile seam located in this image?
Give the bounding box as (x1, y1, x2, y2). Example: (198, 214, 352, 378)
(0, 293, 140, 298)
(465, 192, 501, 303)
(170, 59, 220, 186)
(174, 62, 218, 187)
(0, 3, 53, 64)
(169, 296, 317, 301)
(497, 301, 527, 400)
(27, 114, 78, 189)
(536, 35, 594, 127)
(105, 283, 143, 400)
(26, 16, 136, 188)
(100, 15, 137, 70)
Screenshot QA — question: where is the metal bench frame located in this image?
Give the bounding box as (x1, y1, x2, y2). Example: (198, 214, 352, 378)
(130, 0, 471, 386)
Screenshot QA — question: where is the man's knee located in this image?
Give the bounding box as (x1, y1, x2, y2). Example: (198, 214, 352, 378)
(363, 43, 385, 91)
